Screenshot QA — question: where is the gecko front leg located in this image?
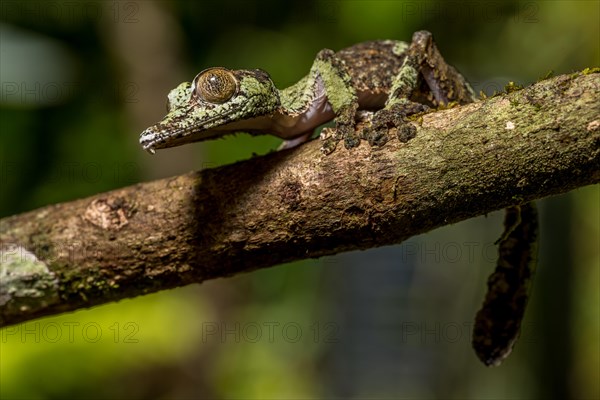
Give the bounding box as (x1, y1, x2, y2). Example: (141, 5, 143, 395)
(279, 48, 360, 155)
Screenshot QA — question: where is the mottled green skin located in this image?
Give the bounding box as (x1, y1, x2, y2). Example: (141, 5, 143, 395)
(278, 49, 355, 114)
(139, 31, 474, 154)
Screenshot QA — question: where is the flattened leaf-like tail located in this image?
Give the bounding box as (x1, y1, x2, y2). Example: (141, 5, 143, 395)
(472, 202, 539, 366)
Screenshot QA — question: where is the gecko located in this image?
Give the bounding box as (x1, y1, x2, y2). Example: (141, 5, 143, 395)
(139, 30, 539, 367)
(139, 31, 474, 154)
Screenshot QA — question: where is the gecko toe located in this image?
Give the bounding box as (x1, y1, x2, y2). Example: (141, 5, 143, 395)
(397, 124, 417, 142)
(343, 129, 361, 149)
(364, 128, 390, 147)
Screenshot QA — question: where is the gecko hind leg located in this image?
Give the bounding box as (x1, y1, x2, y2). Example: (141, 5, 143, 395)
(412, 30, 476, 105)
(365, 30, 475, 147)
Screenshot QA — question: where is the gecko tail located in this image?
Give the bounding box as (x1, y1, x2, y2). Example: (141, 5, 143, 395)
(472, 202, 539, 366)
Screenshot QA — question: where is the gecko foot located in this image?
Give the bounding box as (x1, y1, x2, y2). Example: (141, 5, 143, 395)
(320, 123, 361, 154)
(397, 124, 417, 143)
(364, 102, 426, 147)
(342, 126, 361, 149)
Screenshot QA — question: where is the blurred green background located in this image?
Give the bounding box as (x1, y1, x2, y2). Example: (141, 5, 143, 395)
(1, 1, 598, 399)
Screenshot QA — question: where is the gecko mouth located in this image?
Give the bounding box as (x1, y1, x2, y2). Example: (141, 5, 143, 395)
(139, 110, 245, 154)
(140, 125, 226, 154)
(140, 109, 276, 154)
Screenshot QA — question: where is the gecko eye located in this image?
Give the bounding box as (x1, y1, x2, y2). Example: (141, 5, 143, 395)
(193, 68, 238, 103)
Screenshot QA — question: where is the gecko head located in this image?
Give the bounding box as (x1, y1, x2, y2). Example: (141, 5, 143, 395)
(140, 67, 281, 153)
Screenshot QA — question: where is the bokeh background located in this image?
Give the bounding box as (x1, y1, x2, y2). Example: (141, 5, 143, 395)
(1, 1, 598, 399)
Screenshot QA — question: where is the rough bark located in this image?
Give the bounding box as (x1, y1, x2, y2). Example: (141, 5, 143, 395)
(1, 71, 599, 327)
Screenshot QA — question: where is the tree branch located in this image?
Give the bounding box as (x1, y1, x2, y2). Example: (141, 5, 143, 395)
(1, 71, 599, 327)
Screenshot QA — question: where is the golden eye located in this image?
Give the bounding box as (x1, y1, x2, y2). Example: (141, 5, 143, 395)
(193, 68, 238, 103)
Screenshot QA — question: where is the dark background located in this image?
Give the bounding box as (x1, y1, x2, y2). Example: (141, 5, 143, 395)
(1, 1, 598, 399)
